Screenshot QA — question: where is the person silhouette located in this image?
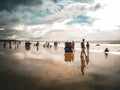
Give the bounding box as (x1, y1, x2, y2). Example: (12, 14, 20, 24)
(36, 42, 39, 51)
(3, 42, 6, 49)
(25, 41, 31, 50)
(72, 41, 75, 52)
(104, 48, 109, 52)
(54, 41, 58, 50)
(9, 41, 12, 49)
(86, 42, 90, 54)
(54, 41, 58, 46)
(80, 39, 87, 57)
(104, 48, 109, 58)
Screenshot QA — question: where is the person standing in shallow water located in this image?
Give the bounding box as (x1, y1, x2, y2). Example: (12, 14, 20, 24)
(86, 42, 90, 54)
(81, 39, 87, 57)
(36, 42, 39, 51)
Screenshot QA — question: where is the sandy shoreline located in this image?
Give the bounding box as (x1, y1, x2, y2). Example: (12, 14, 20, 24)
(0, 44, 120, 90)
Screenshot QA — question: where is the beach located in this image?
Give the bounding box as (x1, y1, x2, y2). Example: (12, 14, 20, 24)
(0, 42, 120, 90)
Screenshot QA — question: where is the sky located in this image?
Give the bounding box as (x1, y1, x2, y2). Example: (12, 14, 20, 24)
(0, 0, 120, 41)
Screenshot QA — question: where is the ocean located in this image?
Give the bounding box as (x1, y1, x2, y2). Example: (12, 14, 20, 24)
(58, 41, 120, 55)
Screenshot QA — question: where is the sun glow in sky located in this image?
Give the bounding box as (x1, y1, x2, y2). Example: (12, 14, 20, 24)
(0, 0, 120, 40)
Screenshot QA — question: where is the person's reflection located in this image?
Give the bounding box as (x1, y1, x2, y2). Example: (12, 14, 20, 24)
(80, 56, 86, 75)
(19, 41, 21, 44)
(15, 45, 16, 50)
(104, 52, 109, 58)
(17, 41, 19, 49)
(9, 41, 12, 49)
(14, 41, 16, 50)
(64, 52, 74, 62)
(80, 54, 90, 75)
(54, 41, 58, 50)
(86, 54, 89, 65)
(54, 46, 58, 50)
(36, 45, 39, 51)
(3, 42, 6, 49)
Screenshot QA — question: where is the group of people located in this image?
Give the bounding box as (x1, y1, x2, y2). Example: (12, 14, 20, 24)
(1, 40, 21, 50)
(64, 39, 90, 56)
(43, 42, 52, 48)
(80, 39, 110, 58)
(25, 41, 40, 51)
(80, 39, 90, 75)
(25, 41, 59, 51)
(64, 39, 90, 75)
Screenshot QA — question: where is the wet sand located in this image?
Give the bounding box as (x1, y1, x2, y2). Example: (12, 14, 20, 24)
(0, 43, 120, 90)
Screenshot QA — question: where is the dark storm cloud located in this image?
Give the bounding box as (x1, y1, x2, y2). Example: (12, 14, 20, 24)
(0, 18, 19, 27)
(0, 0, 62, 12)
(52, 0, 59, 3)
(0, 10, 21, 27)
(0, 28, 40, 40)
(0, 29, 23, 36)
(0, 0, 43, 11)
(0, 0, 62, 29)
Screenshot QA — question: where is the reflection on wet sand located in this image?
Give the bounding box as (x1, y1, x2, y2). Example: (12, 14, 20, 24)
(3, 42, 6, 49)
(104, 52, 109, 58)
(80, 55, 89, 75)
(80, 56, 86, 75)
(80, 47, 90, 75)
(86, 54, 89, 65)
(0, 40, 21, 50)
(0, 41, 120, 90)
(64, 52, 74, 62)
(9, 41, 12, 49)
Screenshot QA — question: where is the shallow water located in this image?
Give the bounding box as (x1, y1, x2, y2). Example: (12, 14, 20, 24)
(0, 42, 120, 90)
(59, 42, 120, 55)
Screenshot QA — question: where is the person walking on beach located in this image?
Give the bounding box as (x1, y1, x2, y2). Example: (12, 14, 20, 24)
(36, 42, 39, 51)
(86, 42, 90, 54)
(81, 39, 87, 57)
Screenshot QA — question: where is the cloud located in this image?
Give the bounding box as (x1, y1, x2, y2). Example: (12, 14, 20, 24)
(41, 2, 92, 24)
(0, 0, 94, 27)
(67, 15, 92, 25)
(87, 0, 120, 31)
(0, 10, 27, 31)
(89, 3, 102, 11)
(0, 0, 120, 40)
(0, 0, 43, 12)
(0, 29, 31, 39)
